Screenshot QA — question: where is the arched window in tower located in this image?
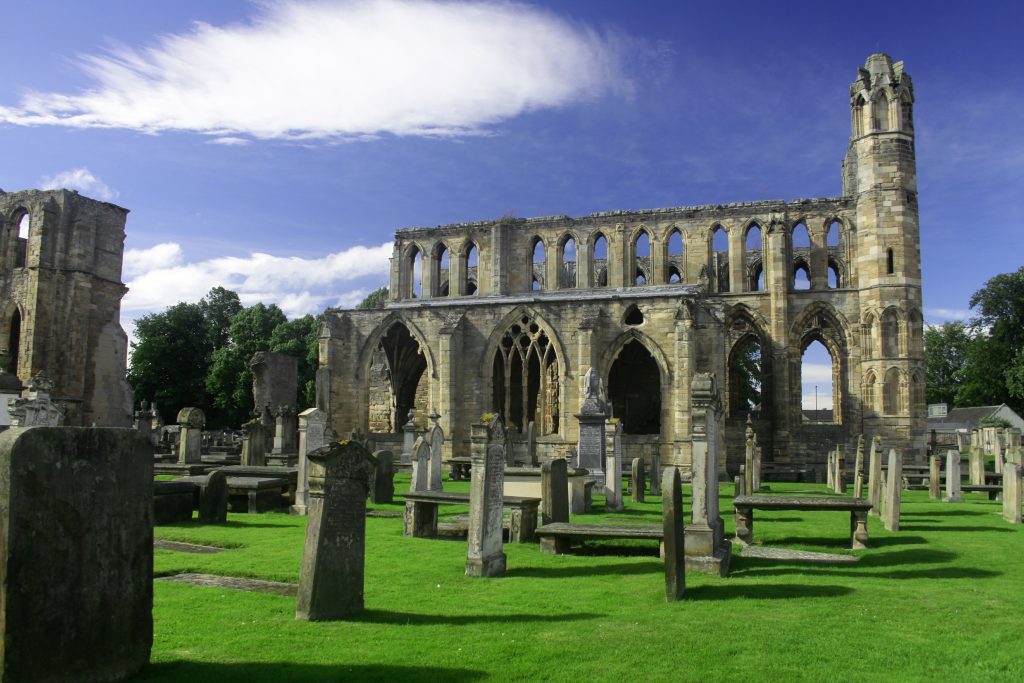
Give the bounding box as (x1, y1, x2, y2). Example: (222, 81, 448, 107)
(465, 242, 479, 295)
(854, 95, 867, 137)
(634, 230, 651, 286)
(872, 94, 890, 132)
(881, 309, 899, 357)
(531, 237, 545, 291)
(667, 228, 684, 284)
(906, 309, 922, 354)
(882, 367, 901, 415)
(367, 322, 427, 432)
(608, 340, 661, 434)
(828, 259, 841, 288)
(899, 91, 913, 132)
(711, 226, 729, 293)
(435, 243, 450, 297)
(800, 339, 836, 423)
(728, 335, 762, 416)
(560, 236, 577, 288)
(863, 313, 876, 358)
(407, 246, 423, 298)
(492, 315, 559, 434)
(592, 233, 608, 287)
(745, 224, 763, 292)
(910, 370, 924, 415)
(14, 211, 29, 268)
(886, 248, 894, 275)
(863, 370, 877, 415)
(793, 260, 811, 290)
(5, 307, 21, 374)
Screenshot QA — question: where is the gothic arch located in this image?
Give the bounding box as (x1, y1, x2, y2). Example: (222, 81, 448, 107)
(358, 314, 437, 382)
(597, 328, 672, 388)
(357, 316, 436, 433)
(725, 304, 773, 417)
(479, 306, 568, 382)
(790, 301, 854, 354)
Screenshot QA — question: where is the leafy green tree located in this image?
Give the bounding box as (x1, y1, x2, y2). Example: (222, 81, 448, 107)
(357, 287, 388, 310)
(206, 303, 288, 425)
(270, 314, 321, 408)
(198, 286, 242, 351)
(923, 322, 972, 407)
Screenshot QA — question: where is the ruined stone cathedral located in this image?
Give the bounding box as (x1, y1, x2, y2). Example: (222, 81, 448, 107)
(318, 53, 925, 472)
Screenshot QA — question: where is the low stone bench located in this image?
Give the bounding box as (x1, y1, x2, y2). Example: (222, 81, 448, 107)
(534, 522, 663, 555)
(733, 495, 871, 550)
(447, 457, 473, 481)
(217, 465, 298, 505)
(402, 491, 540, 543)
(154, 480, 197, 525)
(154, 462, 213, 477)
(962, 484, 1002, 501)
(227, 477, 289, 513)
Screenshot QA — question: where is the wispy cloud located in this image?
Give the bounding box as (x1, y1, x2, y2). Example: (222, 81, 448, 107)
(925, 307, 972, 323)
(122, 241, 392, 318)
(40, 167, 117, 200)
(0, 0, 626, 142)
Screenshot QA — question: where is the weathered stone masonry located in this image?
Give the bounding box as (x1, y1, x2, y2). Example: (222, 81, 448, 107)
(318, 54, 926, 472)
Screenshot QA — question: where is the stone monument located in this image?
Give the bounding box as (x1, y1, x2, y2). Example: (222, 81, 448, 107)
(853, 435, 866, 499)
(1003, 461, 1022, 524)
(410, 436, 430, 492)
(466, 415, 507, 577)
(7, 373, 64, 427)
(686, 373, 730, 576)
(883, 448, 902, 532)
(928, 454, 941, 500)
(604, 419, 623, 512)
(868, 435, 882, 516)
(428, 413, 444, 491)
(575, 367, 608, 482)
(369, 450, 395, 504)
(176, 406, 204, 464)
(295, 407, 329, 514)
(631, 457, 646, 504)
(540, 458, 570, 554)
(663, 466, 685, 602)
(944, 449, 963, 503)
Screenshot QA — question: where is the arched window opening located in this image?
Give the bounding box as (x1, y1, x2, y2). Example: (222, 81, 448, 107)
(792, 222, 811, 249)
(592, 233, 608, 288)
(407, 247, 423, 298)
(828, 261, 840, 289)
(863, 371, 877, 415)
(531, 237, 545, 291)
(907, 310, 922, 353)
(883, 367, 901, 415)
(633, 230, 650, 287)
(6, 308, 21, 374)
(801, 339, 835, 423)
(728, 336, 762, 416)
(493, 315, 559, 435)
(464, 242, 479, 296)
(750, 262, 765, 292)
(881, 310, 899, 357)
(899, 93, 913, 132)
(827, 220, 840, 247)
(863, 314, 876, 358)
(744, 224, 762, 293)
(624, 305, 643, 326)
(14, 211, 29, 268)
(17, 212, 29, 239)
(608, 340, 660, 434)
(872, 95, 890, 132)
(854, 95, 867, 137)
(435, 244, 450, 297)
(910, 371, 924, 415)
(886, 248, 894, 275)
(711, 226, 729, 293)
(367, 323, 427, 433)
(531, 277, 540, 291)
(667, 228, 684, 284)
(793, 261, 811, 290)
(561, 236, 577, 288)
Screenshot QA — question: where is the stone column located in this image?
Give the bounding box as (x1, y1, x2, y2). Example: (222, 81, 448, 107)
(853, 435, 866, 499)
(685, 373, 730, 576)
(176, 407, 204, 464)
(928, 454, 941, 500)
(428, 415, 444, 491)
(663, 466, 685, 602)
(868, 435, 882, 516)
(883, 449, 902, 532)
(944, 449, 963, 502)
(466, 416, 507, 577)
(1003, 462, 1022, 524)
(575, 367, 608, 482)
(539, 458, 570, 554)
(604, 419, 623, 512)
(295, 408, 328, 514)
(295, 441, 374, 620)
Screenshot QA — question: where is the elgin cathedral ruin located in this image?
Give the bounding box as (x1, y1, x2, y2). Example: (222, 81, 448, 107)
(318, 53, 926, 472)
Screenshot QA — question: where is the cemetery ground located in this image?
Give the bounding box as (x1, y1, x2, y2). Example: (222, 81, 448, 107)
(143, 475, 1024, 682)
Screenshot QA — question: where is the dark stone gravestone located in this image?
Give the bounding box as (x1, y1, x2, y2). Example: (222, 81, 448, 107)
(369, 449, 395, 504)
(0, 427, 153, 681)
(540, 458, 570, 554)
(199, 469, 229, 523)
(663, 466, 685, 601)
(631, 457, 646, 504)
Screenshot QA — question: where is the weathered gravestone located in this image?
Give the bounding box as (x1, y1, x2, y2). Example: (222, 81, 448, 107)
(827, 448, 835, 490)
(834, 445, 846, 494)
(369, 450, 395, 504)
(604, 419, 623, 512)
(410, 436, 430, 492)
(686, 373, 731, 576)
(7, 373, 63, 427)
(944, 449, 963, 503)
(1003, 461, 1022, 524)
(928, 454, 942, 500)
(198, 469, 229, 524)
(295, 440, 374, 621)
(631, 457, 646, 504)
(134, 400, 155, 445)
(428, 415, 444, 491)
(241, 412, 267, 468)
(734, 474, 746, 498)
(650, 452, 662, 496)
(466, 416, 506, 577)
(0, 427, 152, 681)
(969, 442, 985, 486)
(868, 435, 883, 516)
(744, 418, 756, 495)
(401, 413, 416, 465)
(883, 449, 902, 532)
(272, 404, 297, 455)
(540, 458, 570, 554)
(177, 406, 205, 464)
(853, 435, 866, 499)
(663, 466, 685, 602)
(295, 407, 329, 514)
(576, 367, 608, 481)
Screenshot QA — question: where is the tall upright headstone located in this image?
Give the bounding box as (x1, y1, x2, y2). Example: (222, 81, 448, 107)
(969, 442, 985, 486)
(604, 419, 624, 512)
(1003, 461, 1022, 524)
(686, 373, 730, 576)
(133, 400, 155, 445)
(296, 440, 374, 621)
(631, 457, 646, 504)
(752, 439, 762, 492)
(994, 430, 1006, 474)
(575, 367, 608, 482)
(852, 435, 866, 499)
(466, 416, 507, 577)
(540, 458, 570, 554)
(663, 466, 685, 602)
(827, 448, 835, 490)
(834, 445, 846, 494)
(272, 404, 297, 455)
(650, 451, 662, 495)
(428, 415, 444, 491)
(0, 428, 152, 681)
(744, 417, 755, 495)
(251, 351, 298, 426)
(369, 450, 395, 504)
(928, 454, 942, 500)
(295, 407, 329, 514)
(176, 407, 205, 464)
(401, 412, 416, 465)
(868, 435, 883, 516)
(241, 412, 267, 467)
(883, 448, 902, 532)
(410, 436, 430, 493)
(944, 449, 963, 502)
(526, 420, 538, 464)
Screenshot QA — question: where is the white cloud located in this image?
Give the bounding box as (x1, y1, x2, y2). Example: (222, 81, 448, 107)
(40, 167, 117, 200)
(208, 136, 250, 146)
(800, 363, 833, 384)
(0, 0, 625, 141)
(122, 241, 392, 318)
(925, 307, 972, 322)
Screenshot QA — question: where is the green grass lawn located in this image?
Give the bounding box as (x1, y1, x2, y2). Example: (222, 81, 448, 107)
(140, 474, 1024, 682)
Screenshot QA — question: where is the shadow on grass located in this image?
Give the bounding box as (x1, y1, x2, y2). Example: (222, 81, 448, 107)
(352, 609, 603, 626)
(733, 547, 1001, 581)
(899, 524, 1014, 533)
(505, 561, 662, 579)
(136, 662, 485, 682)
(766, 535, 927, 549)
(571, 543, 661, 558)
(901, 509, 988, 518)
(686, 583, 854, 600)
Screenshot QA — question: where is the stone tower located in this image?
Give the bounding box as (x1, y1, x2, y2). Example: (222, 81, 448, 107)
(0, 189, 133, 427)
(843, 53, 925, 452)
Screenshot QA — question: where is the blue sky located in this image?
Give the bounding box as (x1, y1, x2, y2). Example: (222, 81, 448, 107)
(2, 1, 1022, 409)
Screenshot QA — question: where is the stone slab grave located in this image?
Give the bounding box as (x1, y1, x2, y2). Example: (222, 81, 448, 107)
(0, 427, 153, 682)
(160, 573, 296, 597)
(733, 495, 871, 550)
(466, 415, 507, 577)
(154, 479, 198, 525)
(503, 465, 590, 515)
(296, 440, 374, 621)
(219, 465, 299, 506)
(227, 476, 289, 513)
(402, 491, 539, 543)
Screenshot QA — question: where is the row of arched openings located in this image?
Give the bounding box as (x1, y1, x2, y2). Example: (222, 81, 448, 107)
(853, 89, 913, 137)
(711, 221, 844, 293)
(864, 367, 923, 416)
(405, 241, 480, 298)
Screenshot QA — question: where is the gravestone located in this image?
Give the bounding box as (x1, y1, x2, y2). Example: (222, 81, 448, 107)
(295, 407, 329, 515)
(401, 414, 416, 465)
(853, 435, 866, 499)
(7, 373, 64, 427)
(198, 469, 229, 524)
(410, 436, 430, 492)
(834, 445, 846, 494)
(466, 416, 507, 577)
(272, 404, 297, 455)
(650, 451, 661, 495)
(827, 449, 835, 490)
(744, 417, 755, 495)
(241, 412, 267, 467)
(540, 458, 570, 554)
(994, 431, 1005, 475)
(575, 367, 608, 481)
(504, 421, 516, 468)
(134, 400, 155, 444)
(686, 373, 730, 576)
(369, 450, 394, 504)
(0, 427, 152, 681)
(944, 449, 963, 502)
(604, 419, 623, 512)
(928, 454, 942, 500)
(295, 440, 374, 621)
(868, 435, 883, 516)
(526, 420, 537, 464)
(1003, 462, 1022, 524)
(428, 416, 444, 491)
(752, 441, 762, 492)
(177, 407, 205, 464)
(969, 444, 985, 486)
(734, 474, 746, 498)
(631, 457, 646, 504)
(663, 466, 685, 602)
(883, 449, 902, 532)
